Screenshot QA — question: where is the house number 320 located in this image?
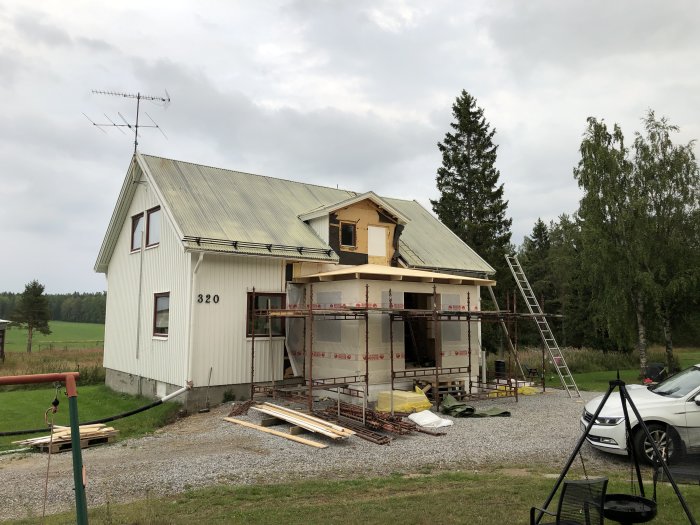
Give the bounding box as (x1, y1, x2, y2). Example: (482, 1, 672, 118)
(197, 294, 220, 304)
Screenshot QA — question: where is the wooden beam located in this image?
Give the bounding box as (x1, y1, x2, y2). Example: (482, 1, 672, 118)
(223, 417, 328, 449)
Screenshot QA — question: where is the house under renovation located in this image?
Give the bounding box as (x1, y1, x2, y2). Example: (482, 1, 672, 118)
(95, 154, 499, 409)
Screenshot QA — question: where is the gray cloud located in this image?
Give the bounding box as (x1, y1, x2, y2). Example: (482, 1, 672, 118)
(14, 13, 72, 47)
(1, 1, 699, 292)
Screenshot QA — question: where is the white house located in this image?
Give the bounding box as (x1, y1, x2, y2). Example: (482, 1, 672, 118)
(95, 154, 496, 409)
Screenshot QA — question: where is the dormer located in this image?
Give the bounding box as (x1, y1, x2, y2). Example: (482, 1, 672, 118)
(299, 192, 410, 266)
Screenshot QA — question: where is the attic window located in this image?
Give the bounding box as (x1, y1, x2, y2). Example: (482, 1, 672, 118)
(146, 207, 161, 247)
(131, 213, 144, 252)
(340, 222, 356, 247)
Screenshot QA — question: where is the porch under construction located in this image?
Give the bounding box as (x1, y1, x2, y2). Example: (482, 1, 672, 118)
(247, 264, 560, 417)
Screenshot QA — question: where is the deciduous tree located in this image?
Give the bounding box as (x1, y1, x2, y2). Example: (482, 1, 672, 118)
(574, 112, 700, 373)
(632, 112, 700, 371)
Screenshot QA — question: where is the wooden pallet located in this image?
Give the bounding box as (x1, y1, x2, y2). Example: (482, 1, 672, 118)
(415, 378, 468, 400)
(13, 424, 119, 453)
(36, 434, 118, 454)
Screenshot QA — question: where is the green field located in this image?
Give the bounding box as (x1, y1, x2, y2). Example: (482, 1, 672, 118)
(3, 321, 104, 352)
(0, 385, 180, 451)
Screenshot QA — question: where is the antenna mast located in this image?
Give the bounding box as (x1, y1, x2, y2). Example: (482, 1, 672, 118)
(84, 90, 171, 154)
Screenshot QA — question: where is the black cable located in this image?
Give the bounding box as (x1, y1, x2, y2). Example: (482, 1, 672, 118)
(0, 398, 165, 437)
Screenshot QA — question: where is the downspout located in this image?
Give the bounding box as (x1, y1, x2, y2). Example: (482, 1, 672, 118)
(134, 182, 147, 397)
(186, 253, 204, 387)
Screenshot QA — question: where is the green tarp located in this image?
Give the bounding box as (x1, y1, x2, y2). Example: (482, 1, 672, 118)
(440, 394, 511, 418)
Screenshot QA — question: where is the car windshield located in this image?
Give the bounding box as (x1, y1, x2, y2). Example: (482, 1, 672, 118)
(650, 365, 700, 398)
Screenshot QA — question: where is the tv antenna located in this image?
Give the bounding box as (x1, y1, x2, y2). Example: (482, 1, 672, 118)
(84, 90, 171, 154)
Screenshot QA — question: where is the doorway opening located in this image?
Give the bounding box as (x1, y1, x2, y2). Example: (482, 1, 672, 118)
(403, 292, 438, 368)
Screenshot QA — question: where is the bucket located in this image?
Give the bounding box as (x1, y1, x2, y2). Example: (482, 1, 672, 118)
(495, 360, 506, 379)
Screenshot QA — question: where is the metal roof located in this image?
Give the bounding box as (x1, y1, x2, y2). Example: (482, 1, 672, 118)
(384, 198, 495, 275)
(96, 154, 496, 275)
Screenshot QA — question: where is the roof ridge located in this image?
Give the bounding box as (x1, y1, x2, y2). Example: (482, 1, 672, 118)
(140, 153, 359, 195)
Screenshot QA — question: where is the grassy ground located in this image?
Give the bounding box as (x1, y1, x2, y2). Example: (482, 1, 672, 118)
(0, 385, 180, 451)
(3, 321, 104, 352)
(8, 469, 699, 525)
(0, 347, 105, 385)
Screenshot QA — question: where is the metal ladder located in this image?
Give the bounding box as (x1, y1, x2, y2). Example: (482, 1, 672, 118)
(505, 254, 580, 398)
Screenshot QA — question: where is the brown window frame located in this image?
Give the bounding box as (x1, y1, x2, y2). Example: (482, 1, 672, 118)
(340, 222, 356, 248)
(146, 206, 161, 247)
(131, 213, 144, 252)
(247, 292, 286, 337)
(153, 292, 170, 337)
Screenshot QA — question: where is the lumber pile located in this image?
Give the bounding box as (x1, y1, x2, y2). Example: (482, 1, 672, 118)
(13, 424, 119, 453)
(251, 402, 356, 440)
(223, 417, 328, 449)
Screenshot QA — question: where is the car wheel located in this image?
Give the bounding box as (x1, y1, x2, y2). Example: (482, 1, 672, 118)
(633, 423, 681, 465)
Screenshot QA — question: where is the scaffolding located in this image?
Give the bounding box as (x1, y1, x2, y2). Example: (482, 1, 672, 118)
(247, 281, 550, 417)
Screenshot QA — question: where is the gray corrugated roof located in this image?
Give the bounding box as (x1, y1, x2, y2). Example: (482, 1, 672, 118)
(99, 154, 494, 275)
(385, 198, 495, 275)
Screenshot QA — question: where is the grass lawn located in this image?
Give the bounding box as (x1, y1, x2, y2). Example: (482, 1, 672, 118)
(8, 469, 699, 525)
(572, 369, 641, 392)
(0, 385, 180, 451)
(3, 321, 104, 352)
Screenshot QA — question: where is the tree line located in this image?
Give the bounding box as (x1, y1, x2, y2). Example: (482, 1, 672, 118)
(432, 90, 700, 374)
(0, 290, 106, 324)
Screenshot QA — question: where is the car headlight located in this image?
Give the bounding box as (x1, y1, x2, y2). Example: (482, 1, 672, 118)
(595, 416, 624, 426)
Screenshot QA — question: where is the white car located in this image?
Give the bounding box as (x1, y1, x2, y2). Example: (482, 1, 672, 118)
(581, 364, 700, 464)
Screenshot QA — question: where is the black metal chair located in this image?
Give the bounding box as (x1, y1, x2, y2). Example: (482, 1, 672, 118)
(530, 478, 608, 525)
(525, 366, 539, 380)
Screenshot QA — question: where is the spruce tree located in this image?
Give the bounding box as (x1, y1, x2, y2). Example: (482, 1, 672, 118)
(10, 280, 51, 353)
(431, 90, 513, 352)
(431, 90, 512, 271)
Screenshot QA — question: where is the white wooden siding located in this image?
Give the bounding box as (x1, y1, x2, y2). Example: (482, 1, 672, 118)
(190, 254, 286, 387)
(103, 174, 191, 387)
(307, 216, 329, 243)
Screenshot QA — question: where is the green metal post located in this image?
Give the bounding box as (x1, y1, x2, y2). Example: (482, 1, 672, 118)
(66, 375, 88, 524)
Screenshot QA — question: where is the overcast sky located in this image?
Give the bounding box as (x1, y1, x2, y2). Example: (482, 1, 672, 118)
(1, 1, 699, 293)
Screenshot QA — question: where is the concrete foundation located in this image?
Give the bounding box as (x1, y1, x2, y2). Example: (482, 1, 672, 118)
(105, 368, 284, 412)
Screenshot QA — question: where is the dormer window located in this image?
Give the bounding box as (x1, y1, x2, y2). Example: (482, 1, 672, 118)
(340, 222, 356, 247)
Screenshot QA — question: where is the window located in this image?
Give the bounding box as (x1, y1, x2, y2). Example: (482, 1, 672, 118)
(153, 293, 170, 337)
(247, 292, 285, 337)
(146, 207, 161, 247)
(131, 213, 144, 251)
(340, 222, 356, 247)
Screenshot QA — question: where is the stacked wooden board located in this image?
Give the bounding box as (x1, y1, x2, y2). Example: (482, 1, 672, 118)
(13, 424, 119, 453)
(251, 403, 356, 440)
(224, 402, 355, 449)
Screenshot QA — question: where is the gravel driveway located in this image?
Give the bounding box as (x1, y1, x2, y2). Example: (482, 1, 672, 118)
(0, 389, 619, 521)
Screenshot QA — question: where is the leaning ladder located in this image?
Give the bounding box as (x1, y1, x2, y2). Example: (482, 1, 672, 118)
(505, 254, 580, 398)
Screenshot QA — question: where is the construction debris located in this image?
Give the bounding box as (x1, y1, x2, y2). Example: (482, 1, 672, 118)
(251, 402, 355, 440)
(13, 424, 119, 453)
(223, 417, 327, 449)
(316, 412, 392, 445)
(407, 410, 454, 429)
(227, 399, 256, 417)
(319, 402, 420, 436)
